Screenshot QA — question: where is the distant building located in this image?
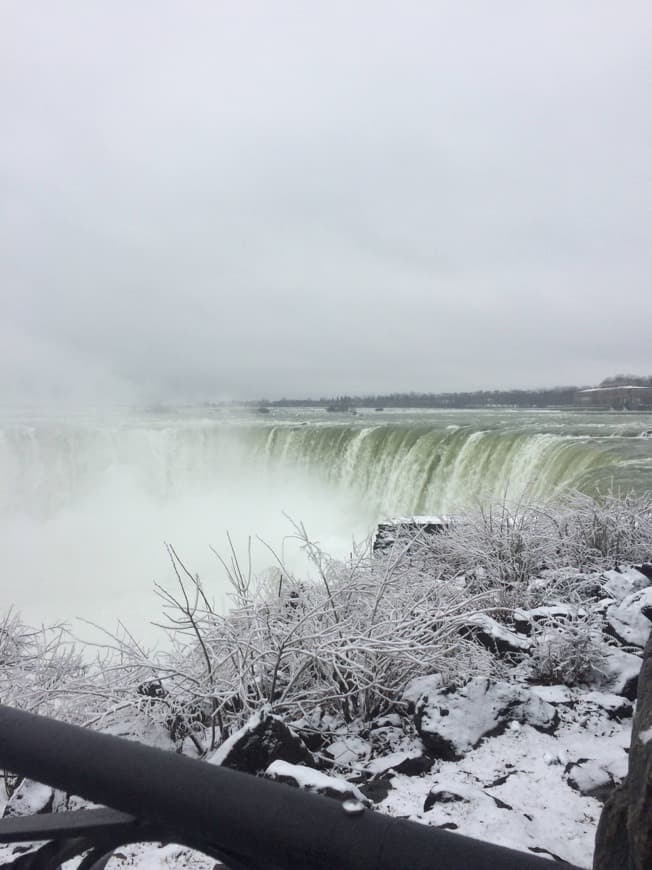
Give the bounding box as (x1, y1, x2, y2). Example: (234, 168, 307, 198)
(575, 384, 652, 410)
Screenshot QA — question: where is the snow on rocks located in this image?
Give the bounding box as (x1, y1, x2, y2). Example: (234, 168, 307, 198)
(516, 603, 582, 625)
(565, 753, 628, 801)
(2, 780, 56, 817)
(264, 760, 369, 805)
(402, 674, 443, 710)
(580, 691, 633, 720)
(592, 648, 643, 699)
(362, 749, 434, 778)
(602, 566, 652, 603)
(606, 586, 652, 647)
(460, 613, 532, 657)
(413, 677, 558, 760)
(207, 708, 315, 775)
(324, 734, 370, 765)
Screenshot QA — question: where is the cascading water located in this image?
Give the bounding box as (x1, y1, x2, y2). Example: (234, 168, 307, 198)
(1, 407, 650, 638)
(251, 424, 620, 514)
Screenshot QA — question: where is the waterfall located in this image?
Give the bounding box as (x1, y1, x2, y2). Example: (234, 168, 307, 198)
(0, 411, 645, 636)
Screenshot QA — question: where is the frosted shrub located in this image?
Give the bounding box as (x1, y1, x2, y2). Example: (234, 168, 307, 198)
(529, 611, 606, 687)
(413, 502, 557, 597)
(0, 610, 84, 719)
(555, 491, 652, 568)
(403, 491, 652, 604)
(113, 529, 496, 749)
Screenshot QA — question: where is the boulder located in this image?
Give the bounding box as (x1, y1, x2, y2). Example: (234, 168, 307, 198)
(459, 613, 532, 657)
(413, 677, 558, 760)
(2, 780, 55, 817)
(593, 648, 642, 700)
(581, 691, 633, 720)
(424, 789, 467, 811)
(208, 709, 315, 775)
(565, 753, 628, 802)
(264, 760, 369, 805)
(633, 563, 652, 582)
(607, 587, 652, 647)
(602, 567, 651, 604)
(594, 631, 652, 869)
(358, 777, 393, 804)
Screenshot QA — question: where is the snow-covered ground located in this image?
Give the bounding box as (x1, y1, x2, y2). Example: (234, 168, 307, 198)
(1, 546, 650, 867)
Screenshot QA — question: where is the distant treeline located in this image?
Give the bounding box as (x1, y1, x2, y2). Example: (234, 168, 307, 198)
(259, 386, 581, 409)
(248, 374, 652, 411)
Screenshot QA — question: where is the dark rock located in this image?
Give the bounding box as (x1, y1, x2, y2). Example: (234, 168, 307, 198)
(633, 563, 652, 582)
(424, 789, 467, 812)
(414, 677, 558, 760)
(137, 679, 168, 700)
(528, 845, 572, 863)
(485, 770, 517, 788)
(512, 611, 533, 636)
(370, 713, 403, 729)
(594, 631, 652, 869)
(391, 754, 435, 776)
(358, 777, 393, 803)
(484, 792, 513, 810)
(208, 709, 315, 775)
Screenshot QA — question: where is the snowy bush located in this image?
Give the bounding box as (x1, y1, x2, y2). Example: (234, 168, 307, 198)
(528, 610, 607, 687)
(0, 610, 85, 719)
(554, 490, 652, 568)
(142, 529, 494, 745)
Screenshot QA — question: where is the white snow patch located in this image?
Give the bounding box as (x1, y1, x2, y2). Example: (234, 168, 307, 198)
(639, 726, 652, 744)
(402, 673, 443, 707)
(265, 760, 367, 802)
(326, 735, 370, 764)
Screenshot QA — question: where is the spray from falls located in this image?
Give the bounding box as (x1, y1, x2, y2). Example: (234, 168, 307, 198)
(0, 415, 641, 636)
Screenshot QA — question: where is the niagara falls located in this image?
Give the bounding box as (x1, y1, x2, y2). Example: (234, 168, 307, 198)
(2, 405, 651, 639)
(2, 0, 652, 867)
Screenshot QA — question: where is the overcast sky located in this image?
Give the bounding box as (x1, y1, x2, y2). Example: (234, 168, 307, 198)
(1, 1, 650, 403)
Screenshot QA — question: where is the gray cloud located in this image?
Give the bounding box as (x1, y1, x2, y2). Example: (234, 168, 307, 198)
(1, 0, 650, 402)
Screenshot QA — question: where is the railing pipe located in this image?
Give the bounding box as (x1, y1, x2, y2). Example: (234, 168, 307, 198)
(0, 704, 579, 869)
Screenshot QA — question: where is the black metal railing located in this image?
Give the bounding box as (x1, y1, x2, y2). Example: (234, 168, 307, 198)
(0, 704, 580, 869)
